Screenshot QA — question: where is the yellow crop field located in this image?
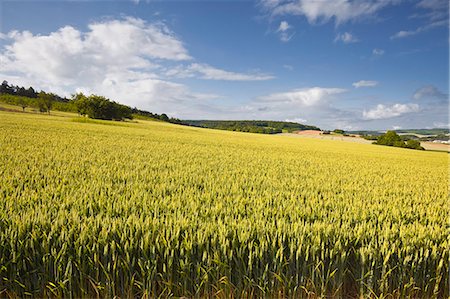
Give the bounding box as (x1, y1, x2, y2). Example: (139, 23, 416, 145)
(0, 111, 448, 298)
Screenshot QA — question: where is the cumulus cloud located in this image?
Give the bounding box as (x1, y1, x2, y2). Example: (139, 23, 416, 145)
(334, 32, 358, 43)
(234, 87, 357, 130)
(362, 103, 419, 120)
(372, 48, 385, 56)
(258, 87, 346, 106)
(166, 63, 274, 81)
(278, 20, 290, 31)
(263, 0, 398, 25)
(1, 18, 191, 94)
(352, 80, 378, 88)
(412, 85, 447, 101)
(0, 17, 276, 116)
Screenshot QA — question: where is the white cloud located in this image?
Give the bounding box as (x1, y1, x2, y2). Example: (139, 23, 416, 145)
(258, 87, 346, 106)
(166, 63, 274, 81)
(392, 125, 402, 130)
(86, 18, 191, 61)
(279, 32, 294, 42)
(1, 18, 191, 87)
(432, 122, 450, 128)
(391, 30, 416, 39)
(278, 20, 291, 32)
(259, 0, 283, 10)
(372, 48, 385, 55)
(334, 32, 358, 43)
(1, 17, 277, 115)
(413, 85, 447, 100)
(416, 0, 448, 21)
(391, 19, 448, 39)
(276, 20, 295, 42)
(0, 18, 205, 111)
(334, 122, 357, 131)
(285, 118, 307, 123)
(417, 0, 448, 10)
(188, 63, 274, 81)
(362, 103, 419, 120)
(352, 80, 378, 88)
(267, 0, 398, 25)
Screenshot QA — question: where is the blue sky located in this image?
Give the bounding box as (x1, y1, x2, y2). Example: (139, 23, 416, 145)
(0, 0, 448, 130)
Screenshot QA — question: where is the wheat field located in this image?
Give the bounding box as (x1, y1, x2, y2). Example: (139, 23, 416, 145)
(0, 111, 448, 298)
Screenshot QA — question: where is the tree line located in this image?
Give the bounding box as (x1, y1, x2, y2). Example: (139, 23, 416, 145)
(373, 131, 424, 150)
(72, 93, 132, 120)
(183, 120, 320, 134)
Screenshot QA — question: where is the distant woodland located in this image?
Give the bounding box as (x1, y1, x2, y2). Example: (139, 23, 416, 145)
(183, 120, 320, 134)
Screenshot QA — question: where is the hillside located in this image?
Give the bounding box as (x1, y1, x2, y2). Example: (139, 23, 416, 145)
(0, 88, 320, 135)
(0, 110, 447, 297)
(396, 128, 450, 135)
(349, 128, 450, 137)
(183, 120, 320, 134)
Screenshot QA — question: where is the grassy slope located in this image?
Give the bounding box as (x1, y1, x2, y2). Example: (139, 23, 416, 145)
(0, 111, 448, 297)
(0, 98, 163, 122)
(0, 101, 77, 118)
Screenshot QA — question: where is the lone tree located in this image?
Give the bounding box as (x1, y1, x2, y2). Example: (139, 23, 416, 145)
(73, 93, 90, 116)
(38, 92, 54, 114)
(17, 97, 28, 112)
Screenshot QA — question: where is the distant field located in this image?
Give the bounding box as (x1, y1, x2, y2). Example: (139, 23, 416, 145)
(420, 141, 450, 152)
(0, 111, 448, 297)
(283, 131, 450, 152)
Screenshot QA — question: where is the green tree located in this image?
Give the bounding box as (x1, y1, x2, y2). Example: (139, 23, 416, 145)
(159, 113, 169, 122)
(374, 131, 424, 150)
(73, 93, 90, 116)
(406, 139, 424, 150)
(376, 131, 404, 146)
(17, 97, 28, 112)
(0, 80, 13, 94)
(393, 141, 406, 148)
(37, 98, 47, 113)
(76, 94, 133, 121)
(38, 92, 54, 114)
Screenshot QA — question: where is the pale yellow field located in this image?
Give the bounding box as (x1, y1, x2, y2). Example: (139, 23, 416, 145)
(281, 131, 450, 152)
(0, 111, 448, 298)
